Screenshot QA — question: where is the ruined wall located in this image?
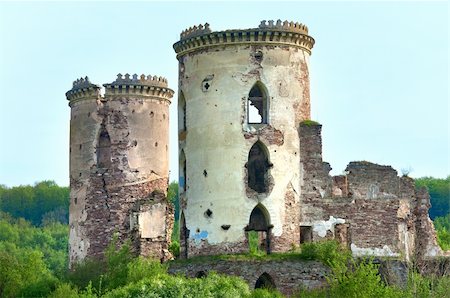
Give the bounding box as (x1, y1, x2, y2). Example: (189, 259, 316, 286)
(67, 75, 174, 265)
(169, 259, 329, 296)
(298, 122, 443, 261)
(174, 20, 314, 256)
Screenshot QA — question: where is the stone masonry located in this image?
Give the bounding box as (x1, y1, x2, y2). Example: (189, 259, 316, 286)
(66, 74, 174, 266)
(66, 19, 448, 294)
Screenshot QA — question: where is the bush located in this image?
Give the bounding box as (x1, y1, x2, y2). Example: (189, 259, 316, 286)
(169, 240, 180, 258)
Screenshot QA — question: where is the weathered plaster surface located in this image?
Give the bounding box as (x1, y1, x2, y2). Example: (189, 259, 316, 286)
(67, 76, 174, 265)
(178, 44, 311, 255)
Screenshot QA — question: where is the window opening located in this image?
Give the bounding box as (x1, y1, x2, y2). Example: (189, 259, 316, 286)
(247, 83, 268, 124)
(247, 141, 272, 193)
(300, 226, 313, 244)
(179, 150, 186, 192)
(178, 92, 186, 131)
(97, 126, 111, 168)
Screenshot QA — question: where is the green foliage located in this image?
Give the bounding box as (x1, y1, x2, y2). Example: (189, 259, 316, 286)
(66, 258, 106, 292)
(436, 228, 450, 251)
(0, 213, 68, 275)
(47, 283, 81, 298)
(126, 257, 167, 284)
(104, 272, 251, 298)
(103, 235, 134, 291)
(300, 120, 321, 126)
(404, 270, 450, 298)
(172, 220, 180, 243)
(169, 240, 180, 258)
(168, 181, 179, 220)
(299, 240, 349, 267)
(434, 213, 450, 231)
(0, 242, 58, 297)
(0, 181, 69, 225)
(250, 288, 284, 298)
(248, 231, 265, 256)
(432, 214, 450, 250)
(415, 176, 450, 219)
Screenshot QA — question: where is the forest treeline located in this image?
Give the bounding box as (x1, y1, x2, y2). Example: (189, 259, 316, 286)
(0, 177, 449, 297)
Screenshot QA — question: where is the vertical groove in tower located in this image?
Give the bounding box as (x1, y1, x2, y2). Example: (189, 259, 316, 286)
(66, 74, 174, 266)
(173, 20, 315, 257)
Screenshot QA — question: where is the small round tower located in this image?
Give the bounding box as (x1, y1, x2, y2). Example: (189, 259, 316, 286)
(66, 74, 174, 265)
(173, 20, 315, 257)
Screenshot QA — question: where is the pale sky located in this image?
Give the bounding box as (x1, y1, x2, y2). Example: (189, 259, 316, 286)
(0, 1, 448, 187)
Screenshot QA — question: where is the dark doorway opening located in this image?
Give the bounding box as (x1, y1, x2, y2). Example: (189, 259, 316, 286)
(300, 226, 313, 244)
(255, 272, 275, 290)
(180, 212, 189, 259)
(246, 204, 272, 254)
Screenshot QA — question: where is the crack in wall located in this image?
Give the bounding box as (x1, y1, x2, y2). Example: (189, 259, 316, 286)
(101, 174, 112, 222)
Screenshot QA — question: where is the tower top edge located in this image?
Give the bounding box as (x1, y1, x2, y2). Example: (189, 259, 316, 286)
(103, 73, 169, 88)
(174, 20, 314, 56)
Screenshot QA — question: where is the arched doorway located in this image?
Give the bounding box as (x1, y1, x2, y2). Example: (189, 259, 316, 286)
(246, 204, 272, 254)
(255, 272, 276, 289)
(180, 212, 189, 259)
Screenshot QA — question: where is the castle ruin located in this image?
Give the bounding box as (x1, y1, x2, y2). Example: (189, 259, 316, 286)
(66, 20, 447, 292)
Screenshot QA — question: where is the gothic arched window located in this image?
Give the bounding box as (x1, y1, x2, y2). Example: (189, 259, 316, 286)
(247, 141, 271, 193)
(247, 82, 268, 124)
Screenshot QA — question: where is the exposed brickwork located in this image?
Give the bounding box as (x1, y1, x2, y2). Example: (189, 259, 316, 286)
(272, 187, 300, 252)
(67, 75, 174, 266)
(243, 125, 284, 146)
(187, 239, 248, 257)
(298, 121, 443, 260)
(169, 259, 329, 296)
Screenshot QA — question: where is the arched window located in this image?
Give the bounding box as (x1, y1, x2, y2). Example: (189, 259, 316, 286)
(179, 150, 186, 192)
(97, 126, 111, 168)
(255, 272, 276, 289)
(247, 82, 268, 124)
(178, 92, 186, 132)
(247, 141, 272, 193)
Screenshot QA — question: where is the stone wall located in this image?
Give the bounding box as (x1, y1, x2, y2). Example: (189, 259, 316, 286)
(298, 121, 443, 261)
(67, 75, 174, 265)
(169, 259, 329, 296)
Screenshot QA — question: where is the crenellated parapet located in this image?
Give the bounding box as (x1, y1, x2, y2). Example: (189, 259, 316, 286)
(180, 23, 211, 40)
(258, 19, 309, 35)
(65, 76, 101, 103)
(173, 19, 315, 58)
(103, 73, 174, 101)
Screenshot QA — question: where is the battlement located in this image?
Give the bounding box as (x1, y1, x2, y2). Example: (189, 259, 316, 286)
(180, 23, 211, 40)
(174, 20, 314, 57)
(258, 19, 308, 35)
(103, 73, 174, 100)
(106, 73, 169, 88)
(66, 76, 101, 102)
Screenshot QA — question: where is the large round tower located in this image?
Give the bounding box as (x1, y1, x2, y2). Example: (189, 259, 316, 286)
(66, 74, 174, 265)
(173, 20, 315, 257)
